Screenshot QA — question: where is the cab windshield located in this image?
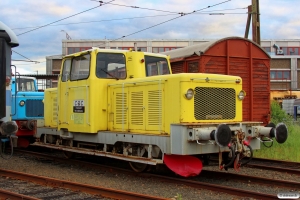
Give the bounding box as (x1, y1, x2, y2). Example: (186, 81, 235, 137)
(16, 78, 36, 91)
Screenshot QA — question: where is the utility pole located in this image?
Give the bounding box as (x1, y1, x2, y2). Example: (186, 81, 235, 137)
(244, 0, 261, 45)
(252, 0, 261, 45)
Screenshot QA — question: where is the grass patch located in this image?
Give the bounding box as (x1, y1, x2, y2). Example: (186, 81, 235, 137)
(253, 101, 300, 162)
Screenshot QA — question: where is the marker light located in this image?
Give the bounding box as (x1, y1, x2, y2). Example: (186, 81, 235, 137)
(185, 89, 194, 100)
(237, 90, 246, 100)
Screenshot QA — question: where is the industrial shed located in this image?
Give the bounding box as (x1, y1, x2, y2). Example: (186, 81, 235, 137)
(162, 37, 271, 124)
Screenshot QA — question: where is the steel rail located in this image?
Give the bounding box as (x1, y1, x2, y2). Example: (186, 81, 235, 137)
(15, 149, 277, 199)
(0, 188, 40, 200)
(0, 168, 169, 200)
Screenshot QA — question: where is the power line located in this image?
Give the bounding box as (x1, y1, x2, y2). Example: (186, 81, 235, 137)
(12, 14, 178, 30)
(12, 0, 233, 63)
(12, 1, 114, 65)
(12, 59, 40, 63)
(12, 50, 39, 63)
(99, 2, 181, 14)
(11, 61, 46, 66)
(12, 7, 248, 31)
(98, 0, 232, 46)
(17, 0, 115, 36)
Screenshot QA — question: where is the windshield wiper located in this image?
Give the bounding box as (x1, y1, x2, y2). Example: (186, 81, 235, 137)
(100, 68, 119, 80)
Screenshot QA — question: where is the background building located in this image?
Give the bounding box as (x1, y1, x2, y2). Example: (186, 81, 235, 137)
(46, 38, 300, 95)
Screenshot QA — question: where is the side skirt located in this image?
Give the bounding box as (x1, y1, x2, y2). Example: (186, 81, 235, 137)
(31, 142, 163, 165)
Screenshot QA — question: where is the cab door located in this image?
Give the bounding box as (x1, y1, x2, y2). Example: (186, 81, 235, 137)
(58, 53, 91, 133)
(58, 58, 71, 126)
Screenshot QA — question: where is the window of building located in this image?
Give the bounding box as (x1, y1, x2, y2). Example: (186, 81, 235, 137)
(270, 70, 290, 80)
(110, 47, 147, 52)
(288, 47, 299, 55)
(262, 47, 271, 52)
(70, 54, 90, 81)
(67, 47, 91, 54)
(137, 47, 147, 52)
(121, 47, 132, 50)
(152, 47, 180, 53)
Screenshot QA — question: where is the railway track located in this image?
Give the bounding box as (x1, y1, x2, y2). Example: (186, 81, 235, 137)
(245, 157, 300, 175)
(12, 149, 298, 199)
(0, 164, 168, 200)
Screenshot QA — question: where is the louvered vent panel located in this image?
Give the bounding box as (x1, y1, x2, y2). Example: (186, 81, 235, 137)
(52, 97, 58, 123)
(194, 87, 236, 120)
(148, 90, 161, 125)
(130, 91, 143, 125)
(116, 93, 127, 124)
(26, 99, 44, 117)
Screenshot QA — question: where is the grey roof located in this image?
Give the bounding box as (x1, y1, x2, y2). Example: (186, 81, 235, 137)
(0, 21, 19, 47)
(46, 54, 63, 59)
(295, 99, 300, 106)
(161, 36, 269, 59)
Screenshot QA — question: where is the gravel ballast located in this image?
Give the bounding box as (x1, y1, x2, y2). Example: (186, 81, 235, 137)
(0, 152, 299, 200)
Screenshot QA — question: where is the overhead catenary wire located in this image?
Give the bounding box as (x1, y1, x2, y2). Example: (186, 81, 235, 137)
(12, 50, 39, 63)
(97, 0, 232, 47)
(12, 7, 248, 31)
(16, 0, 115, 36)
(11, 1, 115, 63)
(12, 0, 234, 64)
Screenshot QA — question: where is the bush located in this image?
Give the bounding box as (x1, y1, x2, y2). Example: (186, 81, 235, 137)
(270, 101, 293, 125)
(253, 101, 300, 162)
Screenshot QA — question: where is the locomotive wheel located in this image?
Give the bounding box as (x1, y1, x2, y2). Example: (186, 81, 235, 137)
(63, 151, 74, 159)
(129, 162, 149, 172)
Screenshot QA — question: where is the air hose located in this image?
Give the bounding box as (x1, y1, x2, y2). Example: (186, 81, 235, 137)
(221, 145, 236, 169)
(0, 136, 14, 159)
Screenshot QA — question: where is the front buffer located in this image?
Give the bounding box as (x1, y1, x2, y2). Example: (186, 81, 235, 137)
(164, 123, 288, 177)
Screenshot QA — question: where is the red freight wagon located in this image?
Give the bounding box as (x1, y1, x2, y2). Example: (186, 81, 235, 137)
(162, 37, 270, 125)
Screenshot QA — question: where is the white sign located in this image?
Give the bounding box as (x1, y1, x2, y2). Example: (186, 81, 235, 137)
(74, 100, 84, 106)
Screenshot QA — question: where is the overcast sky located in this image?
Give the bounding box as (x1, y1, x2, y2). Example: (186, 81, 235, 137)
(1, 0, 299, 74)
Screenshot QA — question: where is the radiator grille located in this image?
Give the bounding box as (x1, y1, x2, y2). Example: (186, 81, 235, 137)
(148, 90, 161, 125)
(52, 97, 58, 123)
(26, 99, 44, 117)
(194, 87, 236, 120)
(116, 93, 127, 124)
(130, 91, 143, 125)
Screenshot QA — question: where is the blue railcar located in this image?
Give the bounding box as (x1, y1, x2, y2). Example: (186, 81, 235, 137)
(11, 76, 44, 147)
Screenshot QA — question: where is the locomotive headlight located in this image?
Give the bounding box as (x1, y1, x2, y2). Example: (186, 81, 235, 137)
(237, 90, 246, 100)
(19, 100, 25, 106)
(185, 88, 194, 100)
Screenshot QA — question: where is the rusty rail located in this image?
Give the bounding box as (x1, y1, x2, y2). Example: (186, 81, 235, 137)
(0, 168, 168, 200)
(0, 188, 40, 200)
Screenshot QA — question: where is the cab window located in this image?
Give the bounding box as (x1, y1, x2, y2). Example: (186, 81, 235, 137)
(61, 59, 71, 82)
(145, 56, 169, 76)
(70, 54, 90, 81)
(96, 53, 126, 79)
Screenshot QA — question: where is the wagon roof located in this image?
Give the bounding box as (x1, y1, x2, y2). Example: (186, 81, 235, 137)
(161, 36, 269, 59)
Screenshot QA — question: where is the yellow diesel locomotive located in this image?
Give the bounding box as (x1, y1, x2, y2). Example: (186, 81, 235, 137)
(33, 48, 288, 177)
